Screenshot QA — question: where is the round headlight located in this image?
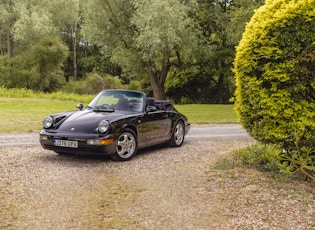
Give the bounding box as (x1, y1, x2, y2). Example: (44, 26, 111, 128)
(98, 120, 110, 133)
(43, 116, 53, 129)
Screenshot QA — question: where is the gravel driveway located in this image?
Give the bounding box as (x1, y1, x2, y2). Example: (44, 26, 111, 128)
(1, 125, 314, 229)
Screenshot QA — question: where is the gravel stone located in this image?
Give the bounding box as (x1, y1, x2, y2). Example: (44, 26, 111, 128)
(0, 130, 314, 229)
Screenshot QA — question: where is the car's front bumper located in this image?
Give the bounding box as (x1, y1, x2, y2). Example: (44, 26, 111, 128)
(39, 131, 117, 155)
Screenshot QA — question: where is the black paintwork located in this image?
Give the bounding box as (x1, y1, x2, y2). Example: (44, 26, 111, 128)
(39, 89, 190, 157)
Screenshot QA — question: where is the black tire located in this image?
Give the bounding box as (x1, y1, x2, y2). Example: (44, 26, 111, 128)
(111, 128, 137, 161)
(169, 121, 185, 147)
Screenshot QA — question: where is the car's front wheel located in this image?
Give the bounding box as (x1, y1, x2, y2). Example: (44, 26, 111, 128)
(169, 121, 185, 147)
(112, 128, 137, 161)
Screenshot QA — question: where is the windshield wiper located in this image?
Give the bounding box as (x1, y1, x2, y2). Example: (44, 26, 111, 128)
(93, 106, 115, 112)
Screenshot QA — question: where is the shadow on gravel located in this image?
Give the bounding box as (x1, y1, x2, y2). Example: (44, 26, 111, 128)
(38, 144, 171, 165)
(38, 152, 112, 166)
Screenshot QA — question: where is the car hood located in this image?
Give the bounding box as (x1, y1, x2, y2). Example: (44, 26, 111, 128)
(56, 109, 129, 134)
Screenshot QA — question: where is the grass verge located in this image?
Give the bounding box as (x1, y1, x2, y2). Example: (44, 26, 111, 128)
(0, 98, 78, 132)
(0, 97, 238, 133)
(175, 104, 237, 124)
(210, 155, 315, 228)
(226, 143, 315, 181)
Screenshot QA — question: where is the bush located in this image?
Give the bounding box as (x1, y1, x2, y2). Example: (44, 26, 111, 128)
(0, 86, 93, 103)
(233, 143, 315, 180)
(232, 144, 281, 172)
(0, 36, 68, 92)
(61, 72, 146, 95)
(234, 0, 315, 179)
(61, 72, 124, 95)
(278, 146, 315, 180)
(31, 36, 69, 92)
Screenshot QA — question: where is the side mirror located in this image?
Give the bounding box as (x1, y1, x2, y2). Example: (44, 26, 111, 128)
(146, 105, 157, 113)
(76, 103, 84, 110)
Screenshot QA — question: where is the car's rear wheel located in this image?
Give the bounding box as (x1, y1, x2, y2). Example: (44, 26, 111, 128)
(169, 121, 185, 147)
(112, 128, 137, 161)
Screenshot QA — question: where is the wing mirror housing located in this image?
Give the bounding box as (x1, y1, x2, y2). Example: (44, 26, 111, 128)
(76, 103, 84, 110)
(146, 106, 157, 113)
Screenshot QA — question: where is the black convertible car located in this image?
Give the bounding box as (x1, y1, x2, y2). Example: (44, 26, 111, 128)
(39, 89, 190, 161)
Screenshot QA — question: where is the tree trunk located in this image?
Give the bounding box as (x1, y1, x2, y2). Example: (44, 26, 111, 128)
(7, 31, 13, 59)
(214, 73, 225, 104)
(72, 0, 80, 81)
(7, 0, 13, 59)
(146, 49, 173, 100)
(147, 59, 166, 100)
(0, 34, 3, 55)
(159, 49, 171, 90)
(72, 27, 77, 81)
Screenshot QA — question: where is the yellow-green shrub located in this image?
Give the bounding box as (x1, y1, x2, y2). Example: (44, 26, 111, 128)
(234, 0, 315, 179)
(234, 0, 315, 148)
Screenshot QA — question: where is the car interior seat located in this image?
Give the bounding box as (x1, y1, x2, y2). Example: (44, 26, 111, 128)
(116, 98, 129, 110)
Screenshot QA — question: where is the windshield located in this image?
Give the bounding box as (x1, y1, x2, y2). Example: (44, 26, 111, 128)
(88, 90, 145, 112)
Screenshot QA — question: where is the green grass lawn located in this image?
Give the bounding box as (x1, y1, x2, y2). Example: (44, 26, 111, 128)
(175, 104, 237, 124)
(0, 97, 238, 133)
(0, 98, 77, 133)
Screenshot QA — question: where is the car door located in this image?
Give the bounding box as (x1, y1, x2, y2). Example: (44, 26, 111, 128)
(137, 101, 172, 147)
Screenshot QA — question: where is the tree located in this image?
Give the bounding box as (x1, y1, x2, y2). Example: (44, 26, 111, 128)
(234, 0, 315, 149)
(166, 0, 264, 103)
(82, 0, 199, 99)
(0, 0, 265, 102)
(47, 0, 83, 81)
(229, 0, 265, 42)
(0, 0, 15, 59)
(31, 36, 69, 92)
(0, 0, 70, 91)
(13, 1, 57, 47)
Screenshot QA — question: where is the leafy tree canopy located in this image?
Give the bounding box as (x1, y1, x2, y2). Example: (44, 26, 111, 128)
(0, 0, 263, 101)
(82, 0, 199, 99)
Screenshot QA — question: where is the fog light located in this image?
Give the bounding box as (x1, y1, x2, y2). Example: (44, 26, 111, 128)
(41, 135, 48, 140)
(87, 140, 99, 145)
(87, 139, 114, 145)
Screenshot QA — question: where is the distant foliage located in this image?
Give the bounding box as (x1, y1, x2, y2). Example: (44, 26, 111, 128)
(0, 86, 93, 103)
(234, 0, 315, 179)
(0, 0, 264, 102)
(60, 72, 144, 95)
(0, 36, 68, 92)
(31, 36, 69, 92)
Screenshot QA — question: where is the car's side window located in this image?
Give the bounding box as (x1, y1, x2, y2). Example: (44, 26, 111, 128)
(129, 99, 142, 112)
(115, 97, 129, 110)
(119, 92, 144, 112)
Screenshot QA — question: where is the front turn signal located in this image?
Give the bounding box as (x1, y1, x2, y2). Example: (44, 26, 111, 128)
(99, 139, 114, 145)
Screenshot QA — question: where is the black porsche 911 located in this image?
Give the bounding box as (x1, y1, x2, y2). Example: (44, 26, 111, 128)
(39, 89, 190, 161)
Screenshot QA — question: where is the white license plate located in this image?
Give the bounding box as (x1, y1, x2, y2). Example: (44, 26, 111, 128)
(53, 139, 78, 148)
